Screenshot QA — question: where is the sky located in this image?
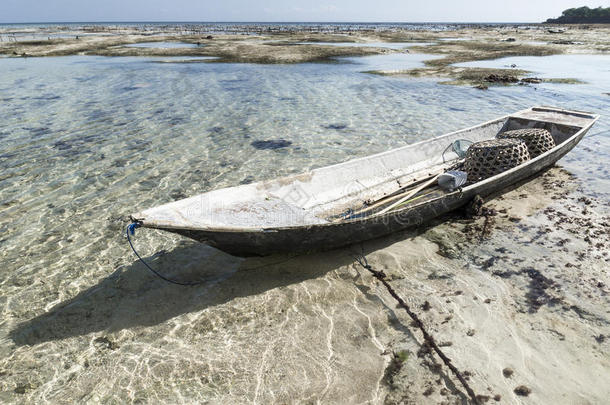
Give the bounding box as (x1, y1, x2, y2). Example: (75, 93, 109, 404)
(0, 0, 606, 24)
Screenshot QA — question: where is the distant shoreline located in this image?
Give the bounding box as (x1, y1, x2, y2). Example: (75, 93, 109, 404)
(546, 18, 610, 24)
(0, 21, 542, 26)
(546, 6, 610, 24)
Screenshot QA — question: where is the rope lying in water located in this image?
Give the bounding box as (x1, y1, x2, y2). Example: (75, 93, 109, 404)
(353, 252, 480, 404)
(126, 222, 203, 286)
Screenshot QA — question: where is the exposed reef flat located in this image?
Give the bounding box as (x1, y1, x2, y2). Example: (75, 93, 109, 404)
(362, 28, 610, 86)
(0, 31, 397, 63)
(1, 24, 609, 85)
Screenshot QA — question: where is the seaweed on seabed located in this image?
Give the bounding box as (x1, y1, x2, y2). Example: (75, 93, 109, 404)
(353, 253, 481, 403)
(322, 123, 348, 130)
(383, 350, 410, 389)
(251, 139, 292, 150)
(521, 267, 561, 313)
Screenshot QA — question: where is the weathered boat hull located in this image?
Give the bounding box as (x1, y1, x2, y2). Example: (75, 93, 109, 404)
(172, 127, 590, 255)
(132, 107, 598, 256)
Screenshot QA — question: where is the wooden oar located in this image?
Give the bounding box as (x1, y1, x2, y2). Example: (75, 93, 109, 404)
(347, 185, 419, 217)
(348, 171, 444, 217)
(334, 188, 437, 222)
(333, 182, 422, 222)
(377, 173, 441, 215)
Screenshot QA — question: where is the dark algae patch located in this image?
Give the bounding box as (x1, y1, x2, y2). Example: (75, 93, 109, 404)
(251, 139, 292, 150)
(514, 385, 532, 396)
(522, 267, 561, 313)
(383, 350, 410, 389)
(14, 382, 34, 394)
(322, 123, 348, 130)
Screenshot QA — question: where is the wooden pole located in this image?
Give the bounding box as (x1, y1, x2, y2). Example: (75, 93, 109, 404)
(377, 174, 441, 215)
(347, 169, 445, 218)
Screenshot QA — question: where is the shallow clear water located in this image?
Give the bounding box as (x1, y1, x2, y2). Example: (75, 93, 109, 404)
(123, 42, 202, 48)
(439, 37, 473, 41)
(524, 40, 549, 45)
(1, 52, 608, 288)
(291, 41, 430, 49)
(1, 51, 609, 402)
(454, 54, 610, 91)
(338, 52, 443, 71)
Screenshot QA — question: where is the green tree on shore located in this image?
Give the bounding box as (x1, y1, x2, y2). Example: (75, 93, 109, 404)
(546, 6, 610, 23)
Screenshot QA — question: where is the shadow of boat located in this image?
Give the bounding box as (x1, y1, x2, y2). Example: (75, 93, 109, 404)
(9, 240, 362, 346)
(11, 170, 556, 348)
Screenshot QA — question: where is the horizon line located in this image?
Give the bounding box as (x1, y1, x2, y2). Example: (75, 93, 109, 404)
(0, 20, 545, 25)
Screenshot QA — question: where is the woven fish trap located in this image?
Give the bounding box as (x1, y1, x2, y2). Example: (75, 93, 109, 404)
(497, 128, 555, 158)
(463, 138, 530, 183)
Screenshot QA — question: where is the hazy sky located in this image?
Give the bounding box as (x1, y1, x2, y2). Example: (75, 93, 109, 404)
(0, 0, 605, 23)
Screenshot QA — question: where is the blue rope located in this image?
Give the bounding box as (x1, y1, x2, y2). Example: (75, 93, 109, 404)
(125, 222, 202, 286)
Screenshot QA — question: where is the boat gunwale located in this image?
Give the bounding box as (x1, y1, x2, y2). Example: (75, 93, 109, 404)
(369, 113, 599, 220)
(133, 107, 599, 233)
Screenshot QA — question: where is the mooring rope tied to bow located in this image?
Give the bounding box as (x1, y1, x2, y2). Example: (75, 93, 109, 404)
(125, 222, 302, 284)
(126, 222, 203, 286)
(352, 252, 480, 404)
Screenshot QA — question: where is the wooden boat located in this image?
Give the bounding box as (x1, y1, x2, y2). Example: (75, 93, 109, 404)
(130, 106, 598, 256)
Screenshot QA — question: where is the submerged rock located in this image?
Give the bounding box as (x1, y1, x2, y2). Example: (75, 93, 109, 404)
(93, 336, 119, 350)
(552, 40, 577, 45)
(485, 74, 519, 83)
(521, 77, 543, 84)
(14, 383, 34, 394)
(514, 385, 532, 396)
(323, 123, 348, 130)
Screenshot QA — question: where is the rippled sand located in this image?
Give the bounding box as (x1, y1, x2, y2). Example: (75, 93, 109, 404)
(1, 24, 609, 404)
